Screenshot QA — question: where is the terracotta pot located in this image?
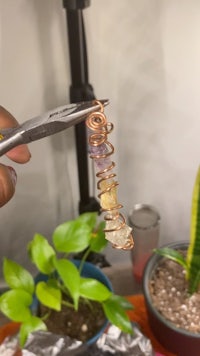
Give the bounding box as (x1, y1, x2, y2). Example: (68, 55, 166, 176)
(0, 322, 21, 355)
(143, 241, 200, 356)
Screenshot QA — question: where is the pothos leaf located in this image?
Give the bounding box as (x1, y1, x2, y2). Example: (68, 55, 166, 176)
(108, 294, 134, 310)
(90, 221, 107, 253)
(0, 290, 32, 322)
(36, 281, 61, 311)
(53, 258, 80, 310)
(28, 234, 55, 274)
(52, 220, 91, 253)
(76, 212, 98, 230)
(3, 258, 34, 294)
(103, 295, 133, 334)
(19, 316, 47, 347)
(79, 277, 111, 301)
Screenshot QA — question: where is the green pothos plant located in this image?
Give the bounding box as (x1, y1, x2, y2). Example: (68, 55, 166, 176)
(0, 212, 133, 347)
(155, 166, 200, 294)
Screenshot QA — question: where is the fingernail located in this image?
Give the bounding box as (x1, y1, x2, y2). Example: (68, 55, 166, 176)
(7, 166, 17, 186)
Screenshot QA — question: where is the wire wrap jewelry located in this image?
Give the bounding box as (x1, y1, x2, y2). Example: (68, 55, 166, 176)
(86, 101, 134, 250)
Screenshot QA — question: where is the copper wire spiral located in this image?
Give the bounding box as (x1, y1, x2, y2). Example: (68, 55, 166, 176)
(86, 101, 133, 250)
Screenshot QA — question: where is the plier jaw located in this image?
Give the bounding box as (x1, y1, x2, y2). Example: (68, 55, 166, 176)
(0, 99, 109, 156)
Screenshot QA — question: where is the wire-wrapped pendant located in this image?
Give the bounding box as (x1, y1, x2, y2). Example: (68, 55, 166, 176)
(86, 100, 134, 250)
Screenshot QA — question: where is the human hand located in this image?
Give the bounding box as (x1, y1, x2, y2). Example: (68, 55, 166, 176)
(0, 106, 31, 207)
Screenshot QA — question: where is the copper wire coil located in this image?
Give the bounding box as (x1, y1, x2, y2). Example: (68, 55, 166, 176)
(104, 211, 125, 232)
(86, 101, 134, 250)
(113, 240, 134, 250)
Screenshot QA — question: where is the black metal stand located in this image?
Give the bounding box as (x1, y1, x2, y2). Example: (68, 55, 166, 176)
(63, 0, 100, 214)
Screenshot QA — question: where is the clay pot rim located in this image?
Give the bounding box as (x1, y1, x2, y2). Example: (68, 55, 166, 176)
(143, 240, 200, 339)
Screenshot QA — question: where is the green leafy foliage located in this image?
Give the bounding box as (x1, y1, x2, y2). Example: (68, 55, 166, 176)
(0, 290, 32, 322)
(3, 258, 34, 294)
(155, 166, 200, 294)
(28, 234, 55, 274)
(154, 248, 188, 271)
(79, 277, 112, 301)
(52, 220, 92, 253)
(77, 212, 97, 228)
(53, 258, 80, 309)
(103, 295, 133, 334)
(36, 281, 61, 311)
(186, 167, 200, 293)
(0, 212, 133, 347)
(19, 316, 47, 347)
(108, 294, 134, 311)
(90, 221, 107, 253)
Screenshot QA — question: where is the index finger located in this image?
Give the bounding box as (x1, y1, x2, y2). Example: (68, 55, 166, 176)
(0, 106, 31, 163)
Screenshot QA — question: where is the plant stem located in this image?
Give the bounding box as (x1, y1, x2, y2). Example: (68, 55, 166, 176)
(79, 247, 91, 274)
(61, 300, 74, 308)
(82, 297, 93, 312)
(59, 283, 70, 296)
(41, 310, 51, 321)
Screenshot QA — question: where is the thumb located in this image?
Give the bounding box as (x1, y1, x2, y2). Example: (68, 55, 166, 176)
(0, 164, 17, 207)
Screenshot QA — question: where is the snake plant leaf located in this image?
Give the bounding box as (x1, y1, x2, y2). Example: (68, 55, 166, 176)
(3, 258, 34, 294)
(79, 277, 112, 301)
(19, 316, 47, 347)
(52, 220, 91, 253)
(187, 256, 200, 294)
(53, 258, 80, 310)
(28, 234, 55, 275)
(103, 295, 133, 334)
(0, 290, 32, 322)
(36, 281, 61, 311)
(154, 248, 188, 271)
(186, 167, 200, 293)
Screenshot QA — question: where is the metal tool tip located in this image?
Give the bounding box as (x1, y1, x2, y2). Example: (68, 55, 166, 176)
(99, 99, 109, 107)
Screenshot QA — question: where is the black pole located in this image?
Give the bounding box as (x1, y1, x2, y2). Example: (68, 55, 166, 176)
(63, 0, 100, 214)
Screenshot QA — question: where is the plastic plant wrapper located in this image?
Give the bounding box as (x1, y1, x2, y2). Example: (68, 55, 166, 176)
(0, 324, 156, 355)
(0, 331, 82, 356)
(77, 323, 155, 356)
(86, 109, 133, 250)
(22, 331, 83, 355)
(0, 334, 20, 356)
